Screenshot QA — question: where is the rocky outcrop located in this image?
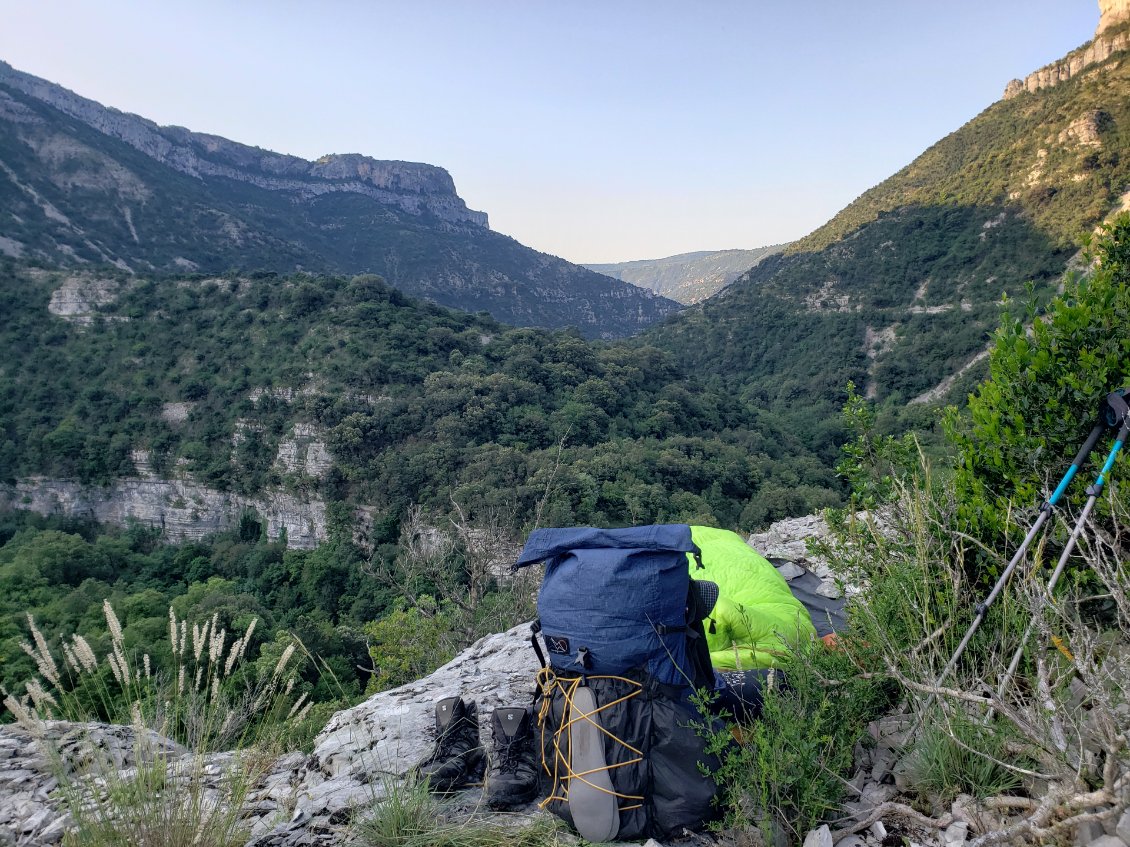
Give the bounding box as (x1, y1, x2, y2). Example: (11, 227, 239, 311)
(0, 624, 544, 847)
(1058, 109, 1112, 147)
(0, 719, 315, 847)
(274, 425, 333, 480)
(748, 512, 845, 590)
(288, 623, 543, 828)
(1100, 0, 1130, 34)
(0, 62, 487, 228)
(1003, 1, 1130, 100)
(46, 274, 130, 325)
(0, 478, 326, 549)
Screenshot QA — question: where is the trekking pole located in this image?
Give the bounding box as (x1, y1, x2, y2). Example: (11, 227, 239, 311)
(992, 391, 1130, 707)
(915, 414, 1111, 724)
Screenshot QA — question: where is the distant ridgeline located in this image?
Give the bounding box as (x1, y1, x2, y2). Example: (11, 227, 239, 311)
(0, 61, 677, 339)
(644, 7, 1130, 446)
(583, 246, 787, 304)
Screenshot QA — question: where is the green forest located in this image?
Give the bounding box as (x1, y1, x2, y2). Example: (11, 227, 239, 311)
(0, 261, 839, 525)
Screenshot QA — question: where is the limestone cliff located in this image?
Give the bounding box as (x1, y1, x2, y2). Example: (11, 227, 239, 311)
(0, 478, 327, 549)
(0, 61, 487, 228)
(1003, 0, 1130, 99)
(0, 63, 677, 337)
(1099, 0, 1130, 34)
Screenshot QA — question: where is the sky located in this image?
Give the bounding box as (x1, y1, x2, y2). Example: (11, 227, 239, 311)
(0, 1, 1101, 264)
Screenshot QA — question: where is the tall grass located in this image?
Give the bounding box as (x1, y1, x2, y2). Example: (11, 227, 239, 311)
(354, 776, 563, 847)
(3, 601, 311, 847)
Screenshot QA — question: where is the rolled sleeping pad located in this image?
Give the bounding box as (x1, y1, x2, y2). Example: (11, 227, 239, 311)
(567, 685, 619, 842)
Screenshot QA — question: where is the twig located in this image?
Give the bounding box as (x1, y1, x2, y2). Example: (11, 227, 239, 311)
(831, 801, 953, 840)
(909, 620, 954, 658)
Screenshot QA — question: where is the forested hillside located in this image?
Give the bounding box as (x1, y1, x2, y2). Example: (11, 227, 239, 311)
(648, 34, 1130, 445)
(797, 23, 1130, 253)
(0, 258, 841, 719)
(651, 205, 1072, 446)
(0, 262, 834, 526)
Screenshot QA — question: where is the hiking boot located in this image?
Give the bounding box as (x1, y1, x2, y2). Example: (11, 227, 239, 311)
(486, 706, 539, 810)
(416, 696, 485, 792)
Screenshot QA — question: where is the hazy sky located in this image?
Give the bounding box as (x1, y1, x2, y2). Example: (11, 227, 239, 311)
(0, 1, 1100, 263)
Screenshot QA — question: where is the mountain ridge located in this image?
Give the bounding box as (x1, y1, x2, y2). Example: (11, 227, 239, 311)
(0, 60, 488, 227)
(645, 9, 1130, 443)
(0, 60, 678, 338)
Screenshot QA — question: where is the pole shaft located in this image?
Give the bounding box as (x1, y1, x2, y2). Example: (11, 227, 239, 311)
(935, 507, 1050, 688)
(932, 420, 1108, 694)
(993, 420, 1128, 709)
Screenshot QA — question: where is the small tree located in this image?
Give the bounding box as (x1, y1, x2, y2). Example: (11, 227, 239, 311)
(947, 213, 1130, 579)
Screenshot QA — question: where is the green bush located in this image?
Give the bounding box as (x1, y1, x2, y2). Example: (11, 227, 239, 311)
(703, 642, 891, 844)
(364, 598, 459, 693)
(948, 213, 1130, 582)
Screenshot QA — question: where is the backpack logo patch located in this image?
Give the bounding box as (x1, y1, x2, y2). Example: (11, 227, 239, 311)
(545, 635, 571, 655)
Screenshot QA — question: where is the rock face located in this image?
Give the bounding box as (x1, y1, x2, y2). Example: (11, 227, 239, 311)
(0, 721, 190, 845)
(274, 425, 333, 480)
(0, 62, 487, 228)
(748, 512, 845, 594)
(291, 624, 543, 826)
(1099, 0, 1130, 35)
(1003, 1, 1130, 99)
(0, 477, 327, 549)
(46, 274, 129, 324)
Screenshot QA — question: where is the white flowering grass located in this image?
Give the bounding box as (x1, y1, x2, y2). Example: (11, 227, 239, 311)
(3, 601, 310, 847)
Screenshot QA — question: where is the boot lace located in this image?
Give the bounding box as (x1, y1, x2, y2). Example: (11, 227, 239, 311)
(494, 738, 523, 772)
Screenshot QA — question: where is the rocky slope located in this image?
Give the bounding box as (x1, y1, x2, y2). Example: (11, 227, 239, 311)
(583, 245, 787, 304)
(0, 61, 678, 338)
(0, 477, 327, 549)
(0, 59, 488, 227)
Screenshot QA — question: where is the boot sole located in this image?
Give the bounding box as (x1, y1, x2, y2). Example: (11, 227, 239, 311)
(485, 784, 539, 810)
(567, 685, 619, 842)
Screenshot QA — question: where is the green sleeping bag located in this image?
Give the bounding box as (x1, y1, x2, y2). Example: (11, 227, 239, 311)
(688, 525, 816, 670)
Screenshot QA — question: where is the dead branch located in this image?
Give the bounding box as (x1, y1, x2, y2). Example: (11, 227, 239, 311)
(831, 801, 953, 840)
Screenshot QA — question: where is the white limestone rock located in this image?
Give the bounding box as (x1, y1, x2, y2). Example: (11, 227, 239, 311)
(309, 623, 538, 786)
(1, 478, 327, 549)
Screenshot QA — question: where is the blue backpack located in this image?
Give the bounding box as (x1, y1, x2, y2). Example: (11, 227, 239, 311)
(514, 525, 721, 841)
